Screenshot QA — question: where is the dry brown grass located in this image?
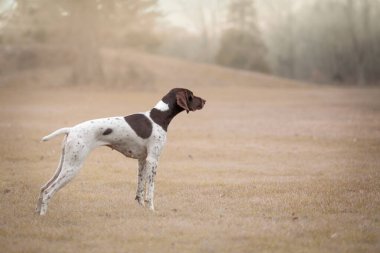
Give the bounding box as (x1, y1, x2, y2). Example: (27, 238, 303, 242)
(1, 63, 380, 252)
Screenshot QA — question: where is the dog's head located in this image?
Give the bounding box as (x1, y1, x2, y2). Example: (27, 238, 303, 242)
(174, 88, 206, 113)
(169, 88, 206, 113)
(163, 88, 206, 113)
(151, 88, 205, 131)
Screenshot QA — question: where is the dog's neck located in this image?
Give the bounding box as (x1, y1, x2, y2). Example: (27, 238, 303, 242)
(149, 100, 183, 131)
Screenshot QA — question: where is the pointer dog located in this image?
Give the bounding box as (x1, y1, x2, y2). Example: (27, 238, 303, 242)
(36, 88, 206, 215)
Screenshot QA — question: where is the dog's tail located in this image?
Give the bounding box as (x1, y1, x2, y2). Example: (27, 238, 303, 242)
(41, 127, 71, 142)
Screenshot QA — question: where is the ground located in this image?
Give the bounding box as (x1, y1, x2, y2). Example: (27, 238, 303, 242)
(0, 66, 380, 252)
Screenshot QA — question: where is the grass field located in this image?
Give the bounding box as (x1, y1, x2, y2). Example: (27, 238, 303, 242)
(0, 56, 380, 252)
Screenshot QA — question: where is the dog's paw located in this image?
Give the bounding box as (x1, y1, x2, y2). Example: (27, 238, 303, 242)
(135, 196, 145, 207)
(144, 200, 155, 211)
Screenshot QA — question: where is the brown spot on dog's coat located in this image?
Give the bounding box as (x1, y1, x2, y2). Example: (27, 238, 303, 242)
(124, 114, 152, 139)
(102, 128, 113, 135)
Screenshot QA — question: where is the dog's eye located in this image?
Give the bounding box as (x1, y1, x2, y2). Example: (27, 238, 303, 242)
(189, 96, 193, 101)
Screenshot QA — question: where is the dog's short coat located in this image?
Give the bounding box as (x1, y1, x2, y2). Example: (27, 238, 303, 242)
(36, 88, 205, 215)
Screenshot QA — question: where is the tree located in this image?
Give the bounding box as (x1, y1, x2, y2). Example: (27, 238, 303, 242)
(260, 0, 380, 85)
(216, 0, 269, 72)
(172, 0, 226, 62)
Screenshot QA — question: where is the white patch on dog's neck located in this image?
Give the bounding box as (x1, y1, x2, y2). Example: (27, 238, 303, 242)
(154, 100, 169, 111)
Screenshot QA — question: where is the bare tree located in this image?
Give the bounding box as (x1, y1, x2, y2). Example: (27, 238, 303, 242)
(259, 0, 380, 85)
(68, 0, 103, 85)
(173, 0, 226, 62)
(216, 0, 268, 72)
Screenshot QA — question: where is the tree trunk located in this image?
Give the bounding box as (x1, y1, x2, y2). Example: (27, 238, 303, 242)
(69, 0, 103, 85)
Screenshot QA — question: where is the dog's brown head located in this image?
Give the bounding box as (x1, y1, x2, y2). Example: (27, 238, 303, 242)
(172, 88, 206, 113)
(151, 88, 206, 131)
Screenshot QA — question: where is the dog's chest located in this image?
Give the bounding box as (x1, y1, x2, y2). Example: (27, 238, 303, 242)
(108, 142, 146, 159)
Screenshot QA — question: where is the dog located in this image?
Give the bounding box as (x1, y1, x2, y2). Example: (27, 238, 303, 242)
(36, 88, 206, 215)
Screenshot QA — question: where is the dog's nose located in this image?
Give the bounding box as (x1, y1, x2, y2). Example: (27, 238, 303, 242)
(202, 99, 206, 106)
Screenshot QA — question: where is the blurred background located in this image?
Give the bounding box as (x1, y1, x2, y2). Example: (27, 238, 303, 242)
(0, 0, 379, 88)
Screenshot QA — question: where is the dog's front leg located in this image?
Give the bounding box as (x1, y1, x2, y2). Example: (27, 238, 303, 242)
(144, 156, 158, 211)
(135, 159, 146, 206)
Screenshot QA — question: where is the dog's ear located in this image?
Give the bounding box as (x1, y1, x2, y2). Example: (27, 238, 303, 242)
(176, 90, 190, 113)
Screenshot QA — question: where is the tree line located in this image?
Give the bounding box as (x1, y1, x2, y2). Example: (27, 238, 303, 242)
(162, 0, 380, 85)
(1, 0, 379, 85)
(260, 0, 380, 85)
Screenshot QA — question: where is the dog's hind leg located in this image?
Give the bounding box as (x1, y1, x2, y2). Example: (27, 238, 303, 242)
(37, 138, 91, 215)
(36, 136, 67, 214)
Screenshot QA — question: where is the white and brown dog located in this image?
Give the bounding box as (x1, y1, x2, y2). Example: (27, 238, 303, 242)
(36, 88, 206, 215)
